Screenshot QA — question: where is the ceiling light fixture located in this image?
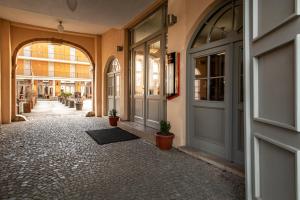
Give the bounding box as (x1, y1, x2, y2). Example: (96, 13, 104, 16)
(66, 0, 78, 12)
(57, 21, 64, 33)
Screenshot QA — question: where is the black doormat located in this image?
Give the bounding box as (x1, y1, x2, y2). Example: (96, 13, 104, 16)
(86, 127, 139, 145)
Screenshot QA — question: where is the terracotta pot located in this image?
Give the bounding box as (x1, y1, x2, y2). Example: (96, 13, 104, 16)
(75, 103, 83, 110)
(156, 133, 175, 150)
(109, 116, 119, 126)
(69, 100, 75, 108)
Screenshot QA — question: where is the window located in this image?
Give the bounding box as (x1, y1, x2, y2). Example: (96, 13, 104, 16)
(24, 60, 31, 76)
(194, 52, 225, 101)
(48, 62, 54, 77)
(48, 44, 55, 59)
(192, 0, 243, 48)
(24, 46, 31, 57)
(134, 50, 144, 96)
(108, 58, 120, 73)
(70, 47, 76, 61)
(148, 40, 161, 95)
(70, 64, 76, 78)
(132, 9, 163, 43)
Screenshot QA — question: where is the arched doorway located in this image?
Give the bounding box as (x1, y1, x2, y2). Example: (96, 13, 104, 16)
(187, 0, 244, 165)
(13, 40, 94, 116)
(106, 58, 120, 115)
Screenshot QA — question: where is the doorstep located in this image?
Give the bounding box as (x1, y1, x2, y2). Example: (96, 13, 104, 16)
(178, 146, 245, 178)
(117, 121, 156, 145)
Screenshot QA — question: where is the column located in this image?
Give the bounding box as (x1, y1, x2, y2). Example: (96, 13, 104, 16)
(94, 35, 102, 116)
(0, 19, 12, 123)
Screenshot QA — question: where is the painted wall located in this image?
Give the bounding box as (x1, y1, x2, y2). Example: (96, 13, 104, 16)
(101, 28, 127, 119)
(0, 19, 12, 124)
(167, 0, 217, 146)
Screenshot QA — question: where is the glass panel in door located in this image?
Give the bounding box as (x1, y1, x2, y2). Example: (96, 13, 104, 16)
(133, 47, 145, 124)
(107, 74, 114, 115)
(146, 40, 162, 129)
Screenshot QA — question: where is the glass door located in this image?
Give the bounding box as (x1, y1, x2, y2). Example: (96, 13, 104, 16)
(132, 46, 145, 124)
(145, 39, 163, 128)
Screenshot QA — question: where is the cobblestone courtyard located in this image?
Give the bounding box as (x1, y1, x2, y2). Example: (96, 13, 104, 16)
(0, 101, 245, 200)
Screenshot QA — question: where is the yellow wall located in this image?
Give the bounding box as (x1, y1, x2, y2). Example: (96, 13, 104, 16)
(167, 0, 217, 146)
(101, 28, 126, 118)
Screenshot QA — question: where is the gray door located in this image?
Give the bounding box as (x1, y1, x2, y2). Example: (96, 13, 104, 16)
(247, 0, 300, 199)
(232, 41, 244, 165)
(191, 45, 232, 159)
(132, 39, 163, 129)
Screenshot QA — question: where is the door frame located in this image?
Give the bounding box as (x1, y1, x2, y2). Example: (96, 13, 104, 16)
(130, 35, 166, 128)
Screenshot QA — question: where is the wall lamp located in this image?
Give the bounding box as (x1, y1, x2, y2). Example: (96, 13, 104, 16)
(167, 14, 177, 27)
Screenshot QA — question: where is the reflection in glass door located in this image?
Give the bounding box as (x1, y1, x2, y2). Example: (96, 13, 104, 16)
(146, 40, 162, 128)
(133, 47, 145, 124)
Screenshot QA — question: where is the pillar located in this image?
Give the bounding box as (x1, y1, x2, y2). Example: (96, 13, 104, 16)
(0, 19, 12, 124)
(94, 35, 102, 116)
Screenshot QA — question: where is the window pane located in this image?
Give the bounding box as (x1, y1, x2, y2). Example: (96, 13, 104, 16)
(209, 8, 233, 42)
(210, 78, 224, 101)
(210, 53, 225, 77)
(134, 49, 144, 96)
(195, 79, 207, 100)
(133, 9, 163, 43)
(191, 1, 242, 48)
(195, 57, 208, 78)
(148, 41, 160, 95)
(115, 74, 120, 97)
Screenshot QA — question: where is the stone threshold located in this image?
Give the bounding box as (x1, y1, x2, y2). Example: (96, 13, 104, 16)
(178, 146, 245, 177)
(117, 120, 156, 145)
(117, 120, 244, 178)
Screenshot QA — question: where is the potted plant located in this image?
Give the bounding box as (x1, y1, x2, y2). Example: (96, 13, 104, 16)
(156, 120, 174, 150)
(109, 109, 119, 126)
(75, 97, 83, 110)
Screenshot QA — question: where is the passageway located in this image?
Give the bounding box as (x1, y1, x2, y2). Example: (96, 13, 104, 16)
(0, 101, 244, 200)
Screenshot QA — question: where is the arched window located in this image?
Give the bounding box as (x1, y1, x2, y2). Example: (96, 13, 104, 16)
(108, 58, 120, 73)
(192, 0, 242, 48)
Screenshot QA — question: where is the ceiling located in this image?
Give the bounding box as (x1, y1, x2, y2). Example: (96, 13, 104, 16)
(0, 0, 155, 34)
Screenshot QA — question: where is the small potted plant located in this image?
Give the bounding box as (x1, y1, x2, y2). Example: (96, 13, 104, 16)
(156, 120, 174, 150)
(109, 109, 119, 126)
(75, 97, 83, 110)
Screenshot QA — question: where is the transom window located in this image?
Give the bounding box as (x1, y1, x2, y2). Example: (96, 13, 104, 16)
(192, 0, 242, 48)
(108, 58, 120, 73)
(194, 52, 225, 101)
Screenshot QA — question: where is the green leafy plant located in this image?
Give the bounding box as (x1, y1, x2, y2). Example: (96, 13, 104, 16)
(109, 109, 117, 117)
(159, 120, 171, 135)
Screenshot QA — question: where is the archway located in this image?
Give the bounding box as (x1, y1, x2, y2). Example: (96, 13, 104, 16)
(12, 39, 95, 117)
(186, 0, 244, 165)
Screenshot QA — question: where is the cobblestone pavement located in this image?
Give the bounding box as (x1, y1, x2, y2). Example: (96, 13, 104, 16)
(0, 101, 245, 200)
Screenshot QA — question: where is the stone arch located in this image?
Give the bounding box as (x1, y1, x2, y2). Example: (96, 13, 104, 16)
(11, 38, 96, 118)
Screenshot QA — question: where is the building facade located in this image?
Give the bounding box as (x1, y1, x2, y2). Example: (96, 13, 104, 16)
(16, 43, 93, 100)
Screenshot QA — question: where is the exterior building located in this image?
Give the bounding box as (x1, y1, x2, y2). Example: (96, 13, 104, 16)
(0, 0, 299, 199)
(16, 43, 93, 100)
